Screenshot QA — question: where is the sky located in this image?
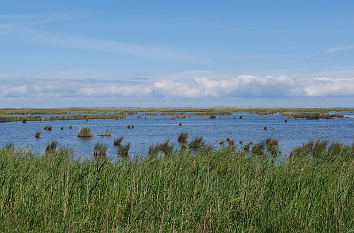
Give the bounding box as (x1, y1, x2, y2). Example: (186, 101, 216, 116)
(1, 0, 354, 107)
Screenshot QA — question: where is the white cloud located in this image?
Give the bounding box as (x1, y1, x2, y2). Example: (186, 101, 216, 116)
(1, 74, 354, 100)
(324, 45, 354, 54)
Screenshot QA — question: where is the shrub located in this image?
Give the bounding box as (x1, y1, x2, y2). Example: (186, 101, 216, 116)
(78, 127, 94, 137)
(209, 115, 216, 119)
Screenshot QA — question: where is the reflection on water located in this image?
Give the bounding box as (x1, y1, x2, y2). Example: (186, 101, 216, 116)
(1, 113, 353, 158)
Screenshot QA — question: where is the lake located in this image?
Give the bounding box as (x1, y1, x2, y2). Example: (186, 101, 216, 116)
(1, 112, 353, 158)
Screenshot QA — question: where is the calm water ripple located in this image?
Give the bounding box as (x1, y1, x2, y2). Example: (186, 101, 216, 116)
(1, 113, 353, 158)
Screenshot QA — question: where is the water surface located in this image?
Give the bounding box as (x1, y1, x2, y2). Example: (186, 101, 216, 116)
(1, 112, 353, 158)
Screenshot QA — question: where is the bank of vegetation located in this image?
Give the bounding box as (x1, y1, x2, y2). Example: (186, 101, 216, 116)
(0, 139, 352, 232)
(0, 114, 126, 123)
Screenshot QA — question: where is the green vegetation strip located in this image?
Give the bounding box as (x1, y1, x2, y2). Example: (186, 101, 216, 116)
(0, 107, 353, 115)
(0, 114, 126, 122)
(0, 143, 352, 232)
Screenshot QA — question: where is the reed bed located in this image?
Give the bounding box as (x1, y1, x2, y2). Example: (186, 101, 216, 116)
(0, 106, 353, 115)
(281, 112, 344, 120)
(0, 141, 352, 232)
(0, 114, 126, 122)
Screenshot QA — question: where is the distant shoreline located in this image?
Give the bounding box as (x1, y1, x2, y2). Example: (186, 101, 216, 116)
(1, 106, 353, 115)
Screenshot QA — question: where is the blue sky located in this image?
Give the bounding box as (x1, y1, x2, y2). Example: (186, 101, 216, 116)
(1, 0, 354, 107)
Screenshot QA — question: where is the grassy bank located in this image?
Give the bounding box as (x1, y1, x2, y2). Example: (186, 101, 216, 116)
(0, 106, 352, 122)
(0, 142, 353, 232)
(0, 114, 126, 123)
(1, 107, 353, 116)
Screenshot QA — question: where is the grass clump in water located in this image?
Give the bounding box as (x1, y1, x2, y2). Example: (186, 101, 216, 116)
(77, 127, 94, 137)
(177, 132, 188, 144)
(148, 140, 174, 157)
(114, 136, 124, 147)
(98, 130, 112, 137)
(94, 142, 108, 160)
(5, 142, 14, 151)
(118, 142, 130, 158)
(45, 141, 57, 154)
(209, 114, 216, 119)
(44, 125, 52, 131)
(188, 136, 205, 151)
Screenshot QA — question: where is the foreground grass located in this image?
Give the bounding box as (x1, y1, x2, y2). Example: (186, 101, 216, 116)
(0, 145, 353, 232)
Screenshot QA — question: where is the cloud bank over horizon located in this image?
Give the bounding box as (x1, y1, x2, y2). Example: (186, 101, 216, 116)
(1, 74, 353, 102)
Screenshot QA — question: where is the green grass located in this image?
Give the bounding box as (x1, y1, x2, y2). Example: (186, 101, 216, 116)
(0, 107, 353, 118)
(0, 107, 351, 123)
(0, 142, 352, 232)
(0, 114, 126, 122)
(281, 112, 345, 119)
